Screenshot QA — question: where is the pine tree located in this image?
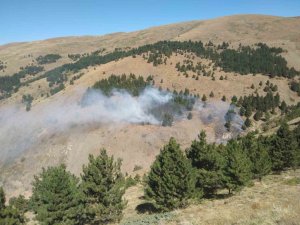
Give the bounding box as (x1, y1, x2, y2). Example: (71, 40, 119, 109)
(0, 187, 25, 225)
(252, 143, 272, 180)
(31, 165, 83, 225)
(202, 94, 207, 102)
(270, 123, 298, 171)
(145, 138, 195, 211)
(253, 110, 263, 121)
(186, 131, 225, 196)
(244, 117, 251, 127)
(231, 95, 238, 104)
(292, 124, 300, 169)
(223, 141, 252, 194)
(81, 149, 126, 224)
(0, 188, 4, 211)
(240, 134, 272, 180)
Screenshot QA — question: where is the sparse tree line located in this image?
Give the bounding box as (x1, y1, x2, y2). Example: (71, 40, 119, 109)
(0, 41, 298, 99)
(0, 65, 44, 97)
(92, 73, 152, 97)
(36, 54, 62, 65)
(175, 59, 215, 79)
(226, 90, 287, 130)
(1, 122, 299, 224)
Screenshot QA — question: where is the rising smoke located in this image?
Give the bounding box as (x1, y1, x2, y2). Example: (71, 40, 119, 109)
(0, 87, 243, 165)
(0, 87, 172, 164)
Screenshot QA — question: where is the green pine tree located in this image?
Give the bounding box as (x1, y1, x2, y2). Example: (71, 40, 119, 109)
(252, 143, 272, 180)
(240, 133, 272, 180)
(186, 131, 225, 196)
(0, 188, 4, 211)
(31, 164, 83, 225)
(145, 138, 195, 211)
(81, 149, 126, 224)
(223, 140, 252, 194)
(270, 123, 298, 171)
(0, 187, 25, 225)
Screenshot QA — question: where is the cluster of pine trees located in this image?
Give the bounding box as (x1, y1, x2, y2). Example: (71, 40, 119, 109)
(92, 74, 152, 96)
(218, 43, 298, 77)
(2, 41, 297, 100)
(0, 65, 44, 95)
(233, 91, 284, 127)
(1, 123, 299, 223)
(36, 54, 62, 65)
(0, 150, 127, 225)
(146, 123, 300, 211)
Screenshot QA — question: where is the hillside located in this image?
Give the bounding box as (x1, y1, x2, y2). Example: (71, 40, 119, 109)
(0, 14, 300, 225)
(1, 14, 300, 77)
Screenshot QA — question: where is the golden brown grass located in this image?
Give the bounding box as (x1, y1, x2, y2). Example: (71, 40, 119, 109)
(120, 170, 300, 225)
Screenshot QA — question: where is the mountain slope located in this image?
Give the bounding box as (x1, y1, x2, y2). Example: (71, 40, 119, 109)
(1, 14, 300, 76)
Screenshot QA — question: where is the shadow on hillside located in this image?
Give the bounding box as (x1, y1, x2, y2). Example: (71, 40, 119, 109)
(135, 202, 158, 214)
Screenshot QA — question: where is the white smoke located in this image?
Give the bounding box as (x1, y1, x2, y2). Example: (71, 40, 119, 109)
(0, 87, 172, 164)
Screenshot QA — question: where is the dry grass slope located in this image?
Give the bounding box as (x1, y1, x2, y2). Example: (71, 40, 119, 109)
(121, 170, 300, 225)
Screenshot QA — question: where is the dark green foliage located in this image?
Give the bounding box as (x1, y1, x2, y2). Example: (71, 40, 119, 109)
(269, 123, 298, 171)
(239, 92, 281, 118)
(46, 67, 67, 87)
(50, 83, 65, 95)
(22, 94, 33, 111)
(187, 112, 193, 120)
(217, 43, 298, 77)
(145, 138, 195, 211)
(0, 188, 4, 212)
(2, 41, 297, 99)
(68, 54, 82, 61)
(31, 165, 83, 225)
(0, 65, 44, 94)
(36, 54, 61, 65)
(240, 133, 272, 180)
(252, 144, 272, 180)
(223, 141, 252, 193)
(217, 42, 229, 50)
(231, 95, 237, 104)
(291, 125, 300, 168)
(209, 91, 214, 98)
(244, 117, 251, 127)
(280, 100, 288, 113)
(221, 95, 226, 102)
(81, 149, 126, 224)
(93, 74, 150, 96)
(202, 94, 207, 102)
(253, 110, 263, 121)
(290, 81, 300, 96)
(0, 187, 25, 225)
(162, 113, 174, 127)
(186, 131, 225, 196)
(0, 206, 25, 225)
(172, 93, 195, 111)
(8, 195, 29, 214)
(0, 60, 7, 71)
